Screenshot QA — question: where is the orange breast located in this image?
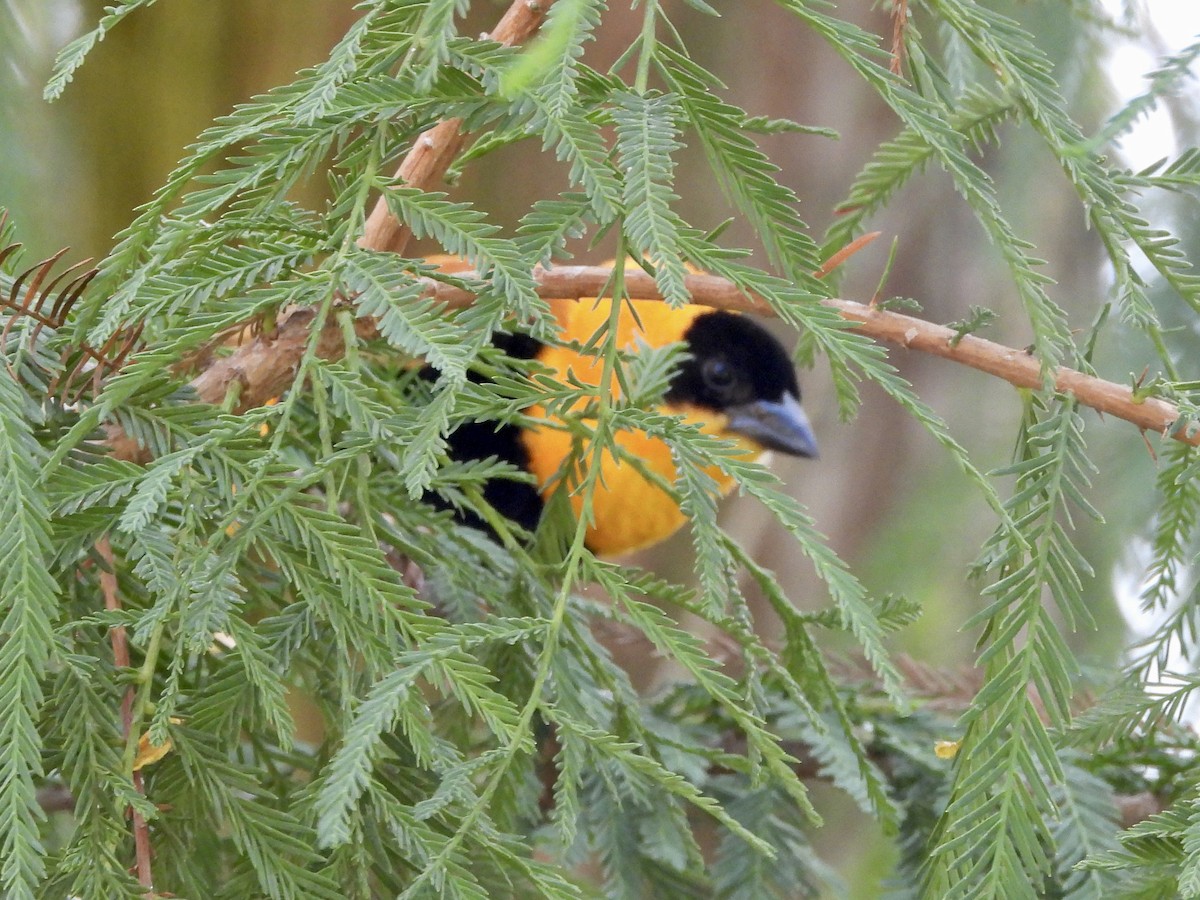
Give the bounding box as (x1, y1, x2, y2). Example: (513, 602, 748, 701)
(520, 296, 758, 555)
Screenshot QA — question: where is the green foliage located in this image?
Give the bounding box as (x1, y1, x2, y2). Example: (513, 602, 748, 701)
(946, 304, 999, 347)
(0, 348, 58, 898)
(612, 91, 691, 308)
(0, 0, 1196, 896)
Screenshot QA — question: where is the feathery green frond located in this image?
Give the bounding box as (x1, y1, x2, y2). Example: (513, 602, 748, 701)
(379, 186, 544, 322)
(0, 373, 58, 899)
(500, 0, 606, 116)
(44, 0, 163, 101)
(923, 398, 1100, 897)
(612, 91, 691, 307)
(659, 48, 825, 286)
(1090, 38, 1200, 154)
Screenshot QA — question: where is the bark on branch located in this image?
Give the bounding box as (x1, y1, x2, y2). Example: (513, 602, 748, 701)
(179, 265, 1195, 454)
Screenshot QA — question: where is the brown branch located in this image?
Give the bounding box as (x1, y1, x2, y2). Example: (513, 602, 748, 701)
(129, 776, 153, 892)
(97, 536, 155, 894)
(828, 296, 1194, 443)
(97, 537, 130, 704)
(135, 265, 1196, 457)
(358, 118, 466, 255)
(357, 0, 553, 255)
(415, 266, 1197, 446)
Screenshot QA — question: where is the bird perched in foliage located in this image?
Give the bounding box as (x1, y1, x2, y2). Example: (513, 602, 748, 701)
(430, 263, 818, 557)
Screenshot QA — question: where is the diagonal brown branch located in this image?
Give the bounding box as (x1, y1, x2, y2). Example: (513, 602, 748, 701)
(357, 0, 553, 255)
(96, 536, 155, 893)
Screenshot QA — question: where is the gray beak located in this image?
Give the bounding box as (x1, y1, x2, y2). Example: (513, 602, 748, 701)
(725, 393, 819, 458)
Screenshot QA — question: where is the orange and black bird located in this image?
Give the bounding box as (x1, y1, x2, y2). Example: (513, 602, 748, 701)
(431, 272, 818, 557)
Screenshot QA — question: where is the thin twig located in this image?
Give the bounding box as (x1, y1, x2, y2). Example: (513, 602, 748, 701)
(814, 231, 881, 279)
(96, 537, 131, 726)
(97, 536, 154, 894)
(890, 0, 909, 76)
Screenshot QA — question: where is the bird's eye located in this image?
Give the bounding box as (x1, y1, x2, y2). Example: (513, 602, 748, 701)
(702, 358, 736, 391)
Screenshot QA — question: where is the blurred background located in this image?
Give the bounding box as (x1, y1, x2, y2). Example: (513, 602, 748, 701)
(3, 0, 1197, 892)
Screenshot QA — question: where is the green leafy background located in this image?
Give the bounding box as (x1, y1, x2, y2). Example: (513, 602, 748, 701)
(2, 0, 1199, 897)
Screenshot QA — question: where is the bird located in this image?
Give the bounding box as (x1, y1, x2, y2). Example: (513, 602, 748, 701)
(427, 262, 818, 557)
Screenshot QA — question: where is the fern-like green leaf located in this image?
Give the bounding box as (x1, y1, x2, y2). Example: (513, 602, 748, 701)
(0, 373, 58, 898)
(611, 91, 692, 307)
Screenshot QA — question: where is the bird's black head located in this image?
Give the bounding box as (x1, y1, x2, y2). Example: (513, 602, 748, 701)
(667, 311, 818, 458)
